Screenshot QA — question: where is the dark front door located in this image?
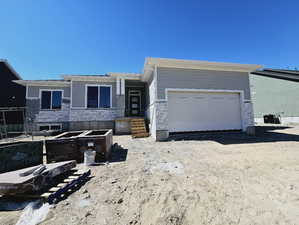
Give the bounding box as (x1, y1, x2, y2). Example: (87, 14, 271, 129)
(129, 95, 141, 116)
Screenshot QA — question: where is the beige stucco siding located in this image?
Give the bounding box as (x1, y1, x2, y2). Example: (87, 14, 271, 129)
(71, 81, 117, 108)
(156, 67, 251, 100)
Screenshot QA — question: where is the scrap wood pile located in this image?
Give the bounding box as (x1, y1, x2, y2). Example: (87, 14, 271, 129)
(0, 160, 91, 205)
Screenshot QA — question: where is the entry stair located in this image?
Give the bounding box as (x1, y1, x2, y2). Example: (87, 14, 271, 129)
(130, 118, 149, 138)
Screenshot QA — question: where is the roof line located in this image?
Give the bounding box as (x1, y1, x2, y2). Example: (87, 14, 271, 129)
(0, 59, 22, 80)
(145, 57, 262, 71)
(264, 69, 299, 76)
(251, 72, 299, 82)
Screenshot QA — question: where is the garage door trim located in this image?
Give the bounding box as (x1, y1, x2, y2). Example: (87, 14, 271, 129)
(165, 88, 245, 132)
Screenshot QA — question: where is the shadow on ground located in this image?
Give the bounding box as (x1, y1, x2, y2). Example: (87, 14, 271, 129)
(109, 143, 128, 163)
(168, 126, 299, 145)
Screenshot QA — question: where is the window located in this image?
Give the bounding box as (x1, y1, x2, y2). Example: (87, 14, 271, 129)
(87, 86, 98, 108)
(100, 86, 111, 108)
(39, 124, 62, 131)
(39, 125, 50, 131)
(87, 85, 111, 108)
(41, 90, 62, 110)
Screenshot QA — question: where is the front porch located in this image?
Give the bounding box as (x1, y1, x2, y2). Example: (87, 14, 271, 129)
(115, 77, 149, 135)
(125, 80, 147, 117)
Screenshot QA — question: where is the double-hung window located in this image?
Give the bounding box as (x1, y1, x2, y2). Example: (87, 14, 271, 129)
(41, 90, 62, 110)
(87, 85, 111, 108)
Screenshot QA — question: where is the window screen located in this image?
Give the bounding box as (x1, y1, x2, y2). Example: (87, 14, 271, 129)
(100, 86, 111, 108)
(52, 91, 62, 109)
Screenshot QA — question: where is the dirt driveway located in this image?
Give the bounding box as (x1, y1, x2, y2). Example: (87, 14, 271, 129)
(1, 125, 299, 225)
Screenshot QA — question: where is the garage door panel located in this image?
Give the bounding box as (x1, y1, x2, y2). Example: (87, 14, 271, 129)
(168, 91, 242, 132)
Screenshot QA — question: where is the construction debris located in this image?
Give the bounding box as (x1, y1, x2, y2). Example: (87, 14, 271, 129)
(45, 129, 113, 163)
(0, 161, 76, 196)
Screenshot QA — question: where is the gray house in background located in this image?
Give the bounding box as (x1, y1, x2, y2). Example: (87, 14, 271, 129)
(251, 69, 299, 124)
(14, 57, 261, 141)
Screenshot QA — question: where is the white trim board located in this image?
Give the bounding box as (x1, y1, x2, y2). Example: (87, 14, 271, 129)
(70, 80, 73, 108)
(14, 80, 70, 87)
(144, 57, 262, 72)
(121, 78, 125, 95)
(85, 84, 113, 109)
(164, 88, 245, 101)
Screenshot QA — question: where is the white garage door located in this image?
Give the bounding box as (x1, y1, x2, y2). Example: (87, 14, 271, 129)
(168, 91, 242, 132)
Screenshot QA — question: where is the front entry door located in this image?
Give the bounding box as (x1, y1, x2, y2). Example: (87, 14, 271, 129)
(129, 95, 141, 116)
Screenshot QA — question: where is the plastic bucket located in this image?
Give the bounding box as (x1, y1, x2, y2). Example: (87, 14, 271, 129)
(84, 150, 96, 166)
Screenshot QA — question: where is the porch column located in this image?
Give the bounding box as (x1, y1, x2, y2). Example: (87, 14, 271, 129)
(121, 78, 125, 95)
(115, 78, 126, 118)
(116, 77, 121, 95)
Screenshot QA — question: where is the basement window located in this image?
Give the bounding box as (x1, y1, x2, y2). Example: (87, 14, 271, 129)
(41, 90, 62, 110)
(39, 124, 62, 131)
(87, 85, 112, 108)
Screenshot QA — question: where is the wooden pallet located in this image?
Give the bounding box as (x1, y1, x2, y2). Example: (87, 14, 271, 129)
(12, 168, 91, 204)
(130, 118, 149, 138)
(42, 169, 91, 204)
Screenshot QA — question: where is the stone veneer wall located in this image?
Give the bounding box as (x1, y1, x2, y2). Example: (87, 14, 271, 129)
(26, 98, 70, 131)
(35, 98, 70, 123)
(26, 90, 126, 132)
(154, 101, 169, 141)
(69, 109, 124, 121)
(26, 99, 40, 123)
(242, 102, 255, 133)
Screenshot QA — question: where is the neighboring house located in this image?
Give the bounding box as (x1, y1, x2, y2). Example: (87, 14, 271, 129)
(251, 69, 299, 124)
(14, 57, 261, 141)
(0, 59, 25, 126)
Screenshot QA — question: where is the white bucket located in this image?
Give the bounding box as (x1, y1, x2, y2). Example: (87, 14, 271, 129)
(84, 150, 96, 166)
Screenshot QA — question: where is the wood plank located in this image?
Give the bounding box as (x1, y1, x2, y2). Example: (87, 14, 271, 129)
(73, 169, 91, 175)
(131, 128, 146, 131)
(64, 178, 76, 182)
(49, 187, 60, 192)
(41, 193, 52, 198)
(131, 125, 146, 128)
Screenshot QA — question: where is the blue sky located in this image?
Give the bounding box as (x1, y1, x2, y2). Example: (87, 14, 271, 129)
(1, 0, 298, 80)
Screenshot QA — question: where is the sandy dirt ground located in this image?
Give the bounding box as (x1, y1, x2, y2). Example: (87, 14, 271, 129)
(1, 125, 299, 225)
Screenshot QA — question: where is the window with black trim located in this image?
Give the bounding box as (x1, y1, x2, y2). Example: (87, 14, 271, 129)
(39, 124, 62, 131)
(87, 86, 111, 108)
(41, 90, 62, 109)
